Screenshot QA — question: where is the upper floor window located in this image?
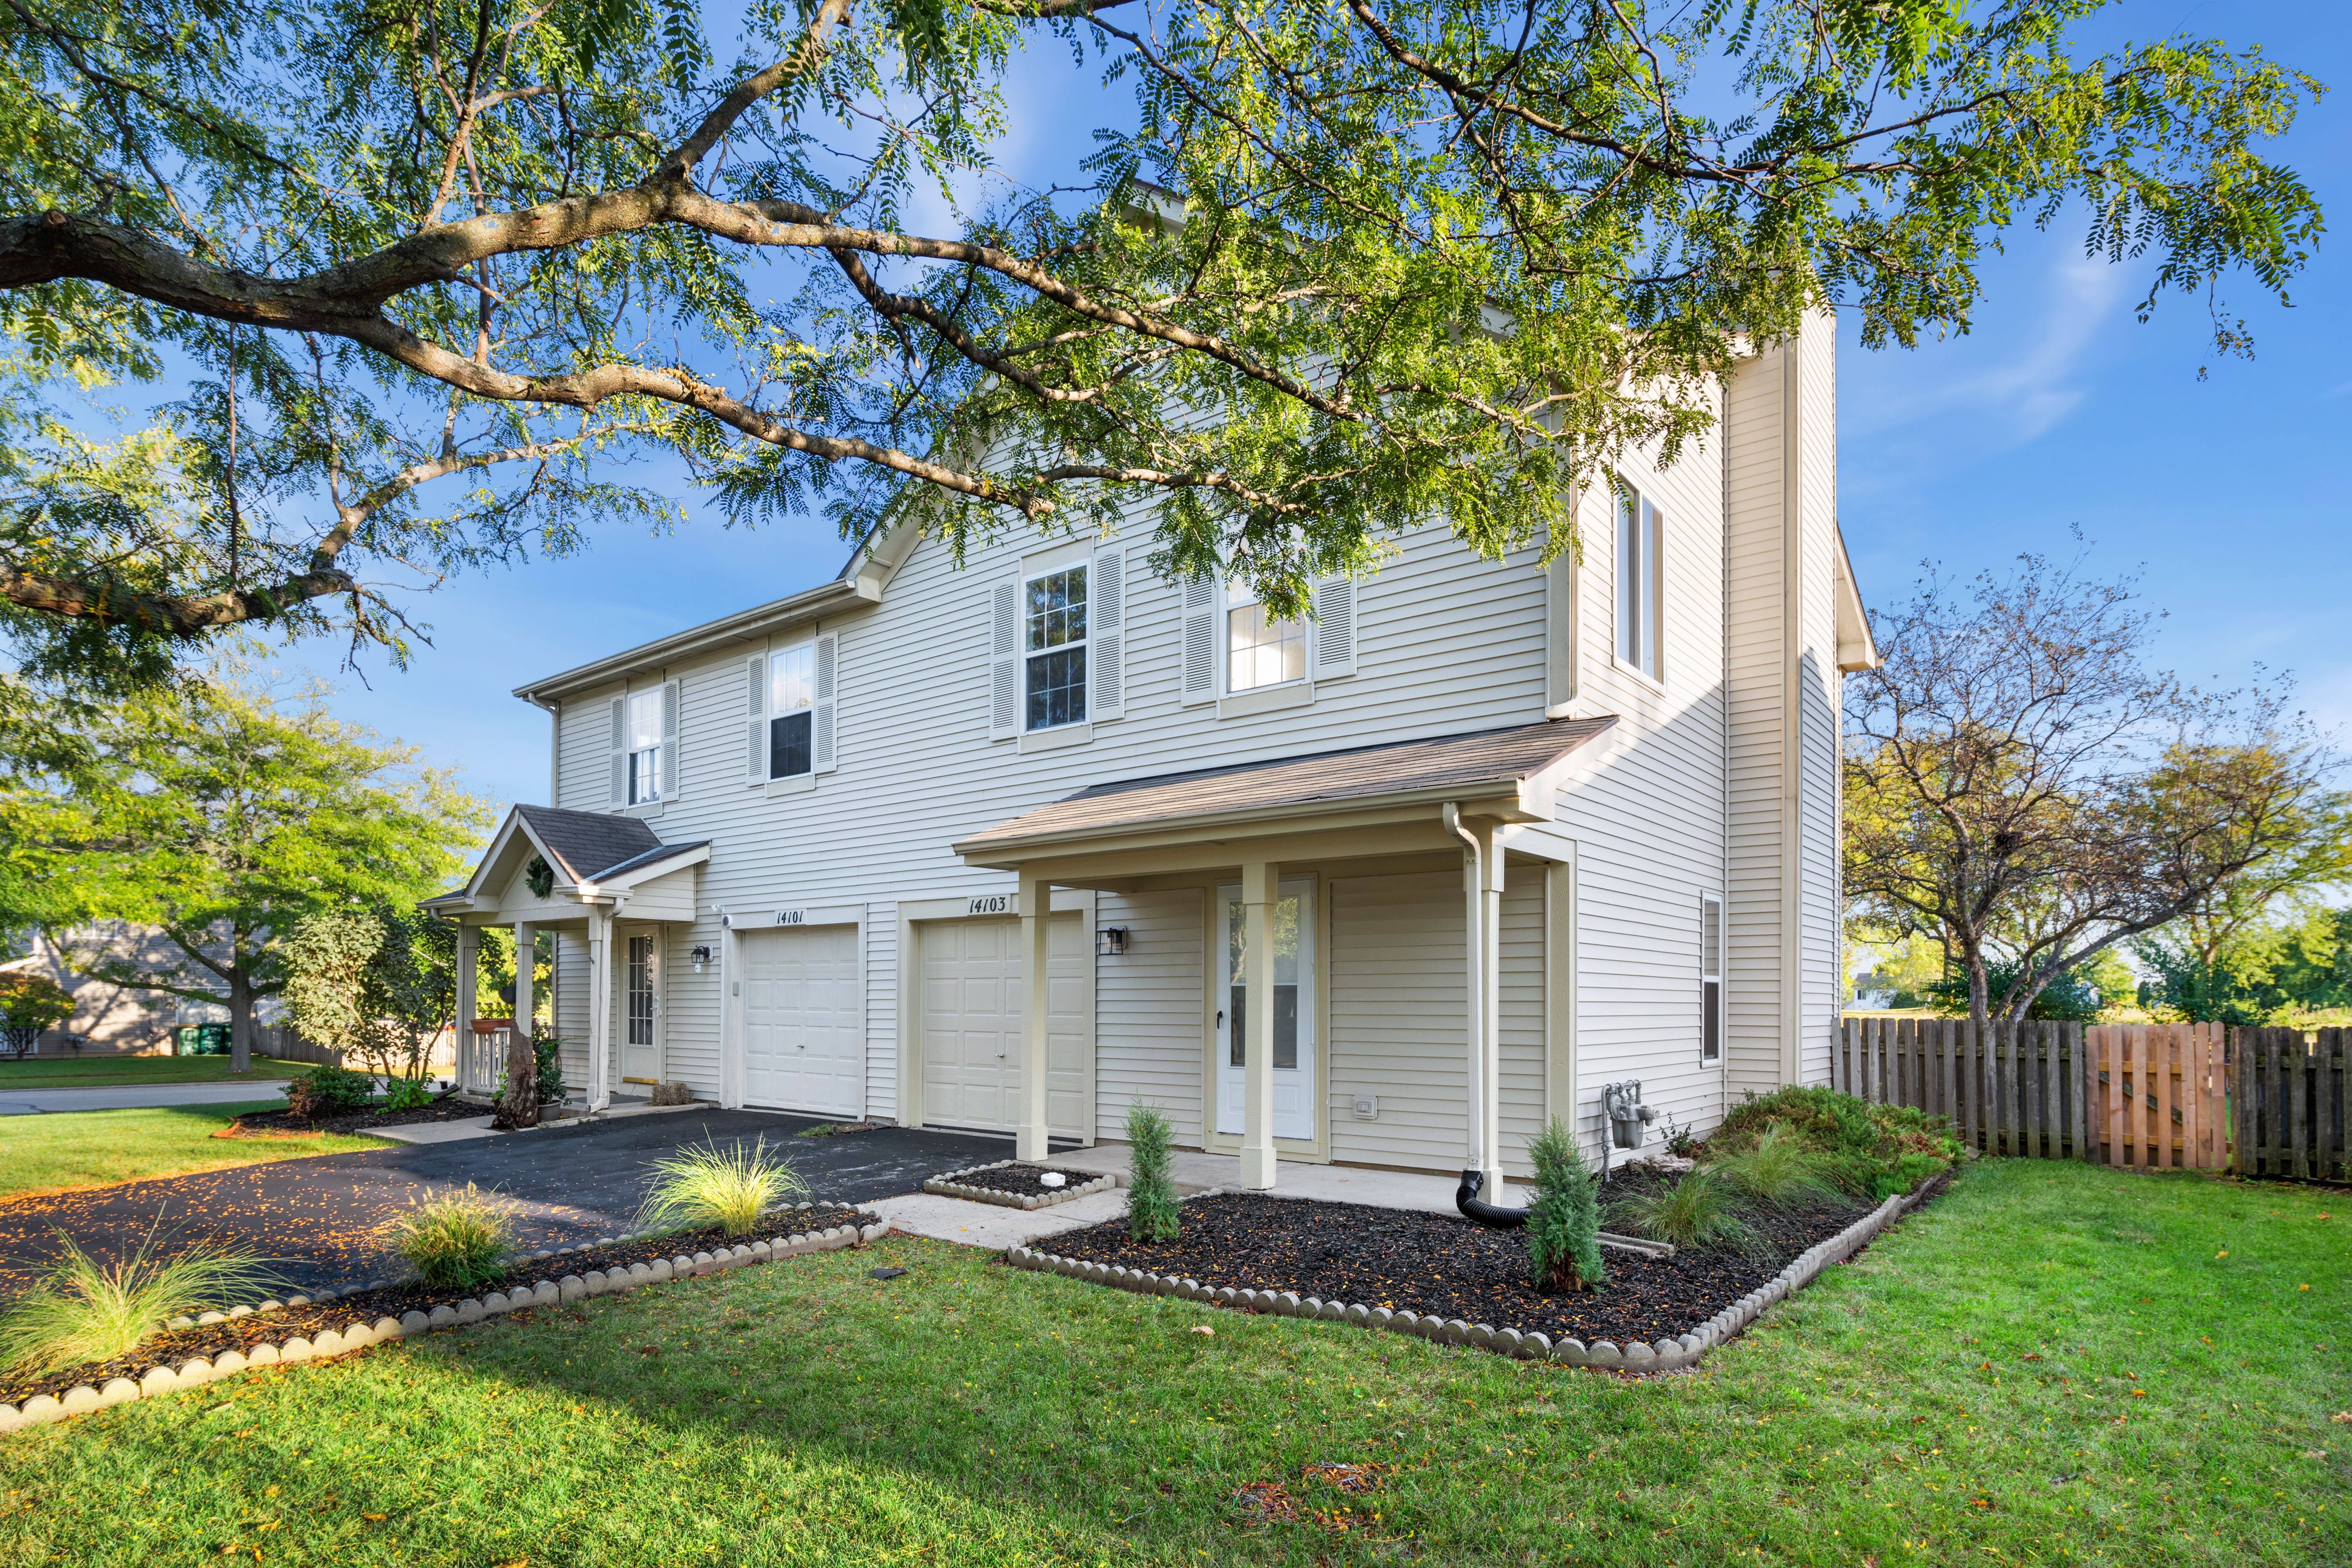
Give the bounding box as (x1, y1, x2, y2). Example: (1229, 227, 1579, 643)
(1024, 563, 1088, 730)
(769, 641, 814, 778)
(626, 688, 665, 803)
(1227, 590, 1307, 692)
(1616, 481, 1662, 681)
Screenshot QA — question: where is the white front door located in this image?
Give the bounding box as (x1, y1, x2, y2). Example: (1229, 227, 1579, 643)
(919, 915, 1088, 1135)
(1215, 879, 1315, 1141)
(739, 925, 862, 1115)
(621, 931, 662, 1084)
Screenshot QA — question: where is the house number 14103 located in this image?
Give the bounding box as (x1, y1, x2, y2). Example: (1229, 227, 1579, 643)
(967, 895, 1011, 916)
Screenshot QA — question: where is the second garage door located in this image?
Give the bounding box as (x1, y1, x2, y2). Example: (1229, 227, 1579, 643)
(740, 924, 862, 1116)
(918, 915, 1087, 1136)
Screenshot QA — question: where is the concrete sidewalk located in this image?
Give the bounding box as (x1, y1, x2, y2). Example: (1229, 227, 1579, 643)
(0, 1080, 292, 1117)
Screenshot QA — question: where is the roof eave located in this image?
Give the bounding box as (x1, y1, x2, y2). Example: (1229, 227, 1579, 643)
(512, 577, 865, 703)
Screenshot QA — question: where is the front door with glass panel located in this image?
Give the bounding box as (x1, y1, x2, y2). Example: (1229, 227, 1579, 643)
(621, 932, 661, 1083)
(1214, 880, 1315, 1140)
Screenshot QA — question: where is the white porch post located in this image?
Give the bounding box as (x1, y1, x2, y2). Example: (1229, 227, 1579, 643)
(587, 909, 613, 1113)
(1016, 870, 1053, 1161)
(1476, 825, 1505, 1193)
(454, 924, 477, 1092)
(1238, 858, 1278, 1190)
(512, 921, 536, 1101)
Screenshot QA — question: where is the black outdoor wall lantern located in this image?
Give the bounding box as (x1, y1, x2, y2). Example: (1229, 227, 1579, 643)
(1096, 927, 1129, 957)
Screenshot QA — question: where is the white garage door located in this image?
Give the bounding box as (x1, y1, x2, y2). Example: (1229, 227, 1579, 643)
(740, 924, 862, 1116)
(919, 915, 1087, 1135)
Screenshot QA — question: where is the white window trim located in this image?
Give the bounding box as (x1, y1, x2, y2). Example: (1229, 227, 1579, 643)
(1614, 477, 1665, 688)
(1699, 892, 1724, 1065)
(754, 631, 838, 785)
(1020, 555, 1093, 734)
(1220, 581, 1312, 698)
(613, 680, 679, 811)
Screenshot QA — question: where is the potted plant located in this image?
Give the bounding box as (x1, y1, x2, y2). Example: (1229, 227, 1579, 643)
(0, 972, 74, 1057)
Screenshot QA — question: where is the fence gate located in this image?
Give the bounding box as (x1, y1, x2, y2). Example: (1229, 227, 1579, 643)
(2083, 1024, 2229, 1171)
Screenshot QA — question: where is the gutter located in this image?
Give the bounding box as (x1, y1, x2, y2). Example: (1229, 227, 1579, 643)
(511, 578, 862, 705)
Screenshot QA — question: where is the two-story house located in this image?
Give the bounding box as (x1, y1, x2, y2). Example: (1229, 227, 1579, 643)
(424, 309, 1877, 1192)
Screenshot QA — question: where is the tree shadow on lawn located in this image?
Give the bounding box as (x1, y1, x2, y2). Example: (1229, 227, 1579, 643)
(0, 1161, 2344, 1568)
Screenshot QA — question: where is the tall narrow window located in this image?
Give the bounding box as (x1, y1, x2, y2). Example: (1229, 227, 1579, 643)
(626, 689, 664, 803)
(1700, 895, 1723, 1063)
(769, 642, 814, 778)
(626, 934, 655, 1048)
(1024, 563, 1088, 730)
(1616, 482, 1663, 680)
(1227, 589, 1307, 692)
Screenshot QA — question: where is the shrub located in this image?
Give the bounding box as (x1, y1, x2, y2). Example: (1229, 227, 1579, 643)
(1713, 1085, 1965, 1197)
(387, 1185, 517, 1290)
(0, 1230, 278, 1377)
(532, 1032, 567, 1105)
(1125, 1102, 1181, 1243)
(1524, 1118, 1605, 1292)
(1708, 1122, 1840, 1205)
(382, 1076, 433, 1112)
(0, 972, 74, 1031)
(635, 1137, 808, 1238)
(285, 1062, 375, 1120)
(1608, 1167, 1761, 1251)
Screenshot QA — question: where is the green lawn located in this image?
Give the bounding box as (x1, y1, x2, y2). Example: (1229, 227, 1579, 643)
(0, 1056, 312, 1090)
(0, 1160, 2342, 1566)
(0, 1102, 392, 1201)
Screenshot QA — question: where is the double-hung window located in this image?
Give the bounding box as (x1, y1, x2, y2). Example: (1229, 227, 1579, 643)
(1226, 586, 1307, 692)
(768, 641, 814, 779)
(1024, 563, 1088, 730)
(1616, 481, 1663, 681)
(1700, 894, 1723, 1064)
(625, 689, 665, 803)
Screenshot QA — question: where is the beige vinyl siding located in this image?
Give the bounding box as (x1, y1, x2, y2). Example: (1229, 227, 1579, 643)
(659, 921, 722, 1096)
(1496, 874, 1547, 1175)
(864, 903, 897, 1121)
(1329, 871, 1467, 1172)
(1093, 888, 1206, 1143)
(552, 929, 590, 1091)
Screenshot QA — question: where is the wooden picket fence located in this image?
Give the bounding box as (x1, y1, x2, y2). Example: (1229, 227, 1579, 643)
(1832, 1017, 2294, 1174)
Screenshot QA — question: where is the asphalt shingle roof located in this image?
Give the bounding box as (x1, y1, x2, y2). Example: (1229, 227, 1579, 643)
(958, 715, 1616, 851)
(513, 805, 675, 883)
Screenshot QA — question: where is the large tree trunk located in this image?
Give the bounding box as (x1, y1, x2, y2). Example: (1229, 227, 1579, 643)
(493, 1024, 538, 1129)
(227, 959, 253, 1073)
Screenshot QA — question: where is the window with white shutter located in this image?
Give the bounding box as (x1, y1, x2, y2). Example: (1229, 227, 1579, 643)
(1021, 561, 1088, 730)
(767, 640, 816, 778)
(1616, 478, 1663, 682)
(1090, 545, 1124, 721)
(744, 654, 766, 779)
(658, 679, 680, 800)
(812, 631, 839, 773)
(1181, 575, 1217, 705)
(623, 687, 667, 804)
(608, 696, 626, 805)
(1309, 576, 1357, 680)
(988, 577, 1020, 740)
(1224, 581, 1307, 693)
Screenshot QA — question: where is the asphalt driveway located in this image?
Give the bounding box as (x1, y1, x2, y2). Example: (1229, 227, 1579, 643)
(0, 1110, 1045, 1297)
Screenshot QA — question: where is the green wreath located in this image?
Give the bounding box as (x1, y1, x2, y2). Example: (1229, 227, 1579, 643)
(525, 854, 554, 899)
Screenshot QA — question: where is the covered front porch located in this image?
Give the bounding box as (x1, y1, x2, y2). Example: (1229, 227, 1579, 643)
(423, 805, 709, 1113)
(952, 718, 1615, 1191)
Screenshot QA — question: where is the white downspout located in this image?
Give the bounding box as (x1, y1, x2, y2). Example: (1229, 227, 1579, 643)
(1441, 803, 1491, 1185)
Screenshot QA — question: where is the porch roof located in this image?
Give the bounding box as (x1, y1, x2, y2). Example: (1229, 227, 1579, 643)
(954, 714, 1615, 864)
(422, 804, 709, 917)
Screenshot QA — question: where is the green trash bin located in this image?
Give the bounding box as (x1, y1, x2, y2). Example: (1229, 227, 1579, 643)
(176, 1024, 231, 1056)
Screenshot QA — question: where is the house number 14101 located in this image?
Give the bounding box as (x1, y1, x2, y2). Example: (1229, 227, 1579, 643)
(773, 909, 806, 926)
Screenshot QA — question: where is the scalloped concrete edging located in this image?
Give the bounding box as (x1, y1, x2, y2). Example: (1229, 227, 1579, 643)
(1006, 1179, 1945, 1372)
(0, 1219, 888, 1436)
(924, 1158, 1121, 1210)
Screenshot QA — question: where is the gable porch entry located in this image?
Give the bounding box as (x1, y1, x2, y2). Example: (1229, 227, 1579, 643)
(955, 718, 1610, 1187)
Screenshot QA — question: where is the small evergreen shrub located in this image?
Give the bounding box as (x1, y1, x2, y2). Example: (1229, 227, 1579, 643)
(0, 1231, 278, 1376)
(1708, 1122, 1840, 1205)
(286, 1063, 374, 1120)
(382, 1076, 433, 1112)
(1124, 1102, 1181, 1243)
(387, 1185, 517, 1290)
(1524, 1118, 1605, 1292)
(533, 1032, 567, 1104)
(635, 1137, 807, 1237)
(1608, 1167, 1761, 1250)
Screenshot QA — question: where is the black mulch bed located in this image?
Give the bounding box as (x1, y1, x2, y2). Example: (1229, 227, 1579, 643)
(223, 1097, 490, 1137)
(1041, 1171, 1879, 1348)
(0, 1201, 878, 1409)
(948, 1163, 1101, 1197)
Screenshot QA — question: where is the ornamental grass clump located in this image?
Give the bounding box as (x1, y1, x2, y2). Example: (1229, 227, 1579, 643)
(1524, 1118, 1605, 1292)
(635, 1136, 808, 1238)
(1709, 1121, 1842, 1205)
(1125, 1102, 1181, 1243)
(1608, 1166, 1762, 1251)
(387, 1184, 518, 1290)
(0, 1231, 279, 1377)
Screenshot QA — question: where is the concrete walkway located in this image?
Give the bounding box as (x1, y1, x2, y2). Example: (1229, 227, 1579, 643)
(0, 1080, 292, 1116)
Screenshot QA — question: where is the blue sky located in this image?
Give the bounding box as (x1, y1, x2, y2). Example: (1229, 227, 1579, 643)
(283, 1, 2352, 815)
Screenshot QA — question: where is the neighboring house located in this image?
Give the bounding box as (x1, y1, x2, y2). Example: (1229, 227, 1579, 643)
(3, 926, 278, 1055)
(425, 310, 1877, 1189)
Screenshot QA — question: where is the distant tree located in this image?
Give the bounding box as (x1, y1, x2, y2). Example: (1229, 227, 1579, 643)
(0, 671, 491, 1069)
(1845, 555, 2331, 1031)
